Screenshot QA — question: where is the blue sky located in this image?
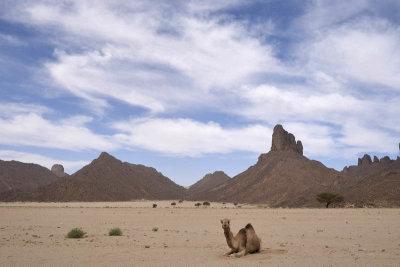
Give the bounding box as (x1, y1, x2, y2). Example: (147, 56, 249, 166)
(0, 0, 400, 186)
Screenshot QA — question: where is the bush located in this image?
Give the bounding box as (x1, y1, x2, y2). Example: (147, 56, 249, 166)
(234, 203, 238, 206)
(171, 202, 176, 206)
(67, 228, 86, 238)
(152, 227, 159, 232)
(194, 202, 201, 207)
(203, 201, 210, 206)
(317, 192, 344, 208)
(178, 200, 183, 203)
(109, 227, 122, 236)
(152, 204, 157, 208)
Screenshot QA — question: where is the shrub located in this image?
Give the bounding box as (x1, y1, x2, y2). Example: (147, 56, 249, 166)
(171, 202, 176, 206)
(194, 202, 201, 207)
(109, 227, 122, 236)
(178, 200, 183, 203)
(67, 228, 86, 238)
(203, 201, 210, 206)
(317, 192, 344, 208)
(152, 227, 159, 232)
(234, 203, 238, 206)
(152, 204, 157, 208)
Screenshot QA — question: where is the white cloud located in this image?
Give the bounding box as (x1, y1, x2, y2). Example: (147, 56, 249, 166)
(0, 102, 51, 117)
(236, 84, 368, 123)
(0, 33, 25, 46)
(338, 121, 399, 155)
(113, 117, 272, 156)
(304, 18, 400, 89)
(0, 103, 116, 151)
(1, 0, 399, 163)
(4, 1, 281, 114)
(0, 150, 87, 174)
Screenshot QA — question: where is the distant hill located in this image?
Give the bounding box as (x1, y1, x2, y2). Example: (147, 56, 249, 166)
(344, 171, 400, 207)
(191, 125, 355, 207)
(187, 171, 230, 200)
(1, 127, 399, 207)
(0, 152, 185, 202)
(342, 154, 400, 178)
(0, 160, 59, 193)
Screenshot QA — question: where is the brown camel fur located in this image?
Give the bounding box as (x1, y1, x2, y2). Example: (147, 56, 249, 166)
(220, 218, 261, 257)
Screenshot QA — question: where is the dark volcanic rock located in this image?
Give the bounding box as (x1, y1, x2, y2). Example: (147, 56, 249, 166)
(342, 150, 400, 179)
(380, 156, 391, 164)
(0, 152, 186, 202)
(51, 164, 68, 177)
(187, 171, 230, 200)
(358, 154, 372, 166)
(193, 124, 353, 207)
(271, 124, 303, 155)
(0, 160, 59, 193)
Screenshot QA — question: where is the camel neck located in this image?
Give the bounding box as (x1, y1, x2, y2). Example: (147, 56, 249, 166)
(224, 228, 234, 249)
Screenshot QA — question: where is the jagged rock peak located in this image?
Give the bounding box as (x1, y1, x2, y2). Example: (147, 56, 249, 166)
(51, 164, 67, 177)
(270, 124, 303, 155)
(373, 156, 379, 163)
(97, 152, 119, 162)
(358, 154, 372, 166)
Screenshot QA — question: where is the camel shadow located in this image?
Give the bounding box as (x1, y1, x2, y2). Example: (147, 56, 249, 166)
(219, 248, 288, 260)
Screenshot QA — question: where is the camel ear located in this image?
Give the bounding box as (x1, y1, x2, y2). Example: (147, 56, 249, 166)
(220, 219, 223, 224)
(228, 219, 230, 224)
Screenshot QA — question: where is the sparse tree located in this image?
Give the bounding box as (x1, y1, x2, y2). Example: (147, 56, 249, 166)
(195, 202, 201, 207)
(171, 202, 176, 206)
(203, 201, 210, 207)
(317, 192, 344, 208)
(152, 204, 157, 208)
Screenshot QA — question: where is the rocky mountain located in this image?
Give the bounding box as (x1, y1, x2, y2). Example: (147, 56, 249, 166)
(342, 154, 400, 178)
(0, 152, 185, 202)
(187, 171, 230, 200)
(51, 164, 68, 177)
(344, 171, 400, 207)
(191, 125, 355, 207)
(0, 160, 59, 193)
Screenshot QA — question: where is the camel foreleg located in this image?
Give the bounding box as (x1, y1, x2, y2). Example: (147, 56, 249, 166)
(234, 249, 247, 258)
(224, 250, 235, 256)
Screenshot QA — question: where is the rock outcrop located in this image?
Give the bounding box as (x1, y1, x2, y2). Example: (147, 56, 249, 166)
(270, 124, 303, 155)
(0, 152, 186, 202)
(358, 154, 372, 166)
(51, 164, 68, 177)
(187, 171, 230, 200)
(342, 152, 400, 178)
(192, 124, 353, 207)
(0, 160, 59, 193)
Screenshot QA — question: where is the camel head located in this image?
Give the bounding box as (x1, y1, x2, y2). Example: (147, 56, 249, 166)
(220, 218, 230, 230)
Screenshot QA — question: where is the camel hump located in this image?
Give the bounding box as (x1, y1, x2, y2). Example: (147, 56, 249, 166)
(245, 223, 253, 230)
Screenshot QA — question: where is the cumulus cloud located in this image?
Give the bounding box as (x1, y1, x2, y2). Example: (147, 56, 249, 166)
(4, 0, 280, 114)
(0, 0, 399, 164)
(303, 18, 400, 90)
(113, 117, 272, 156)
(0, 103, 116, 151)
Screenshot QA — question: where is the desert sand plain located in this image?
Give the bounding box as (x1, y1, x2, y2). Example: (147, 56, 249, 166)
(0, 201, 399, 266)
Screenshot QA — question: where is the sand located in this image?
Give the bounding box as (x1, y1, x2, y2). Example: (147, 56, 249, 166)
(0, 201, 399, 266)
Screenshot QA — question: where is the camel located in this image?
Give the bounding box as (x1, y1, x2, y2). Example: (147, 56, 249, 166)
(220, 218, 261, 257)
